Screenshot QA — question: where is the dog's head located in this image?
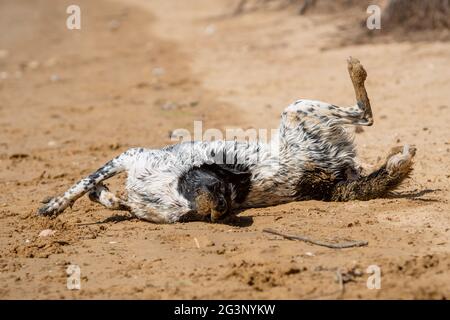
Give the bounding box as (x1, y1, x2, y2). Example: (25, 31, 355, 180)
(178, 163, 251, 223)
(194, 179, 229, 222)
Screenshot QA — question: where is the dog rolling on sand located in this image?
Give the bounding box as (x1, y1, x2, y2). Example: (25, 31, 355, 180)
(38, 58, 416, 223)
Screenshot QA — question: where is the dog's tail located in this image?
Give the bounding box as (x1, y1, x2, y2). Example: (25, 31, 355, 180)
(331, 145, 416, 201)
(37, 148, 142, 216)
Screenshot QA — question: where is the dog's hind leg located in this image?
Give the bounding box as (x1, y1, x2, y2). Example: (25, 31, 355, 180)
(88, 183, 130, 211)
(331, 145, 416, 201)
(38, 148, 140, 216)
(284, 58, 373, 128)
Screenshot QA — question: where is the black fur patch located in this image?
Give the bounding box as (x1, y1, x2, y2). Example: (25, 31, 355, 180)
(178, 163, 252, 207)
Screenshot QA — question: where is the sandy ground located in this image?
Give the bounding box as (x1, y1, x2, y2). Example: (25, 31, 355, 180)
(0, 0, 449, 299)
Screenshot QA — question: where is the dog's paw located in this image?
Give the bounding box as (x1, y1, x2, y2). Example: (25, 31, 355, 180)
(37, 196, 71, 217)
(386, 144, 416, 175)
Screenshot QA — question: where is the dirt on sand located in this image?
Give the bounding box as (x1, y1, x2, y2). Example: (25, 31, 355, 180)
(0, 0, 449, 299)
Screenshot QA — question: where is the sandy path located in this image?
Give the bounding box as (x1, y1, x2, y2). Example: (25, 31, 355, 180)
(0, 0, 449, 299)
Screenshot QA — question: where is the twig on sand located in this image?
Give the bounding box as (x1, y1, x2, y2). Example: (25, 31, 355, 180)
(262, 228, 368, 249)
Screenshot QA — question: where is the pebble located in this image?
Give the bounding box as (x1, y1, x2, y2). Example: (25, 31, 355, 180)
(152, 67, 165, 77)
(0, 49, 9, 59)
(50, 74, 61, 82)
(44, 57, 57, 67)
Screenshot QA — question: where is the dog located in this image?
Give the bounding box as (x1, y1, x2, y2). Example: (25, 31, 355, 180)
(38, 59, 416, 223)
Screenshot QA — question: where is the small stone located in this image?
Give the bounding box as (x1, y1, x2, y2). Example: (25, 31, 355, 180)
(161, 102, 178, 110)
(189, 101, 199, 107)
(50, 74, 60, 82)
(108, 20, 120, 31)
(47, 141, 57, 147)
(305, 252, 315, 257)
(39, 229, 56, 237)
(205, 240, 215, 247)
(152, 67, 165, 77)
(204, 24, 216, 35)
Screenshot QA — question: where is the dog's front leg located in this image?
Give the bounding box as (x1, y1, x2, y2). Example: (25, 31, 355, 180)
(37, 149, 138, 216)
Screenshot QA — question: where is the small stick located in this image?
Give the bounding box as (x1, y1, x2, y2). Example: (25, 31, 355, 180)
(263, 228, 368, 249)
(347, 56, 373, 126)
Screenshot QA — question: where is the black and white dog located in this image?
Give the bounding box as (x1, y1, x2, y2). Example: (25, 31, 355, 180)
(38, 59, 415, 223)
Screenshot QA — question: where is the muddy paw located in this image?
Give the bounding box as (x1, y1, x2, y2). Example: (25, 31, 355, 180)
(386, 144, 416, 175)
(37, 196, 71, 217)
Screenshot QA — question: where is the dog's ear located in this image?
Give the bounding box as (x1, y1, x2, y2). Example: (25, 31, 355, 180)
(214, 165, 252, 203)
(198, 163, 252, 203)
(199, 163, 251, 184)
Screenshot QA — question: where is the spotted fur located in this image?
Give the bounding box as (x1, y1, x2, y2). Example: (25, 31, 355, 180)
(38, 99, 415, 223)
